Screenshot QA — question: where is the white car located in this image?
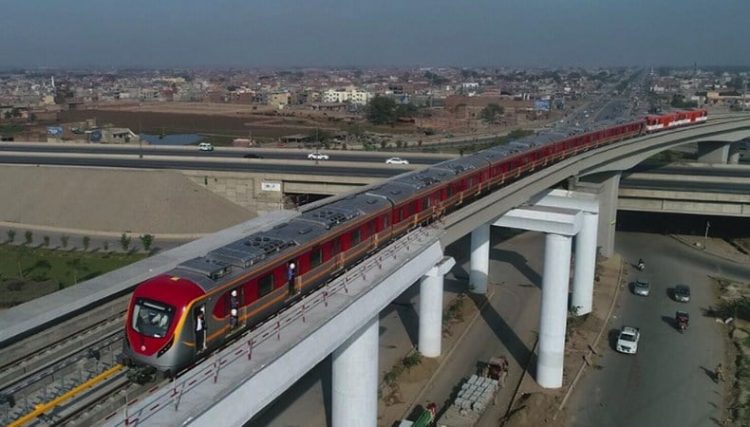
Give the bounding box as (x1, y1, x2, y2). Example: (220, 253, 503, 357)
(198, 142, 214, 151)
(616, 326, 640, 354)
(633, 279, 650, 296)
(307, 152, 329, 160)
(385, 157, 410, 165)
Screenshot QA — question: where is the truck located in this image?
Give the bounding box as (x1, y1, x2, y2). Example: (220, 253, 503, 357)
(435, 356, 509, 427)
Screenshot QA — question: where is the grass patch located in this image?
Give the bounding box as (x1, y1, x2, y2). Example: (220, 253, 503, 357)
(0, 245, 145, 307)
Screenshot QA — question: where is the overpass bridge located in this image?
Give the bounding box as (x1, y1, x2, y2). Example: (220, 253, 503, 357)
(3, 114, 750, 427)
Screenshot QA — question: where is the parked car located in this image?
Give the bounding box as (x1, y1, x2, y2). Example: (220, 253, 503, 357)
(198, 142, 214, 151)
(308, 152, 329, 160)
(243, 153, 264, 159)
(616, 326, 640, 354)
(385, 157, 410, 165)
(673, 285, 691, 303)
(633, 279, 650, 296)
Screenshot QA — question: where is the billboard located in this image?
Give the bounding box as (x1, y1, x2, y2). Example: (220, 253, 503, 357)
(534, 100, 551, 112)
(47, 126, 64, 137)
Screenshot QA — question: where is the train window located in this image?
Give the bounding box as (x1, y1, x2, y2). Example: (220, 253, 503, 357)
(352, 229, 361, 245)
(132, 298, 174, 338)
(423, 197, 431, 208)
(368, 221, 375, 236)
(259, 274, 274, 296)
(311, 246, 323, 268)
(448, 186, 454, 197)
(332, 238, 341, 255)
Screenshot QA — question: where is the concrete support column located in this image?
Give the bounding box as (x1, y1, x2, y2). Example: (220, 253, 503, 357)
(571, 212, 598, 315)
(537, 233, 572, 389)
(469, 223, 490, 294)
(729, 142, 742, 164)
(332, 316, 379, 427)
(697, 141, 730, 164)
(596, 172, 620, 258)
(419, 257, 456, 358)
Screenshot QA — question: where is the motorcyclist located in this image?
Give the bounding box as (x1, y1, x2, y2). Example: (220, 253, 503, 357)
(637, 258, 645, 270)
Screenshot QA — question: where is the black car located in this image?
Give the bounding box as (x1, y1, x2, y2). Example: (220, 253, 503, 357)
(673, 285, 691, 302)
(243, 153, 264, 159)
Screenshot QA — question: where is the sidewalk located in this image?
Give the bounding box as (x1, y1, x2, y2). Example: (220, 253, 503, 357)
(670, 234, 750, 265)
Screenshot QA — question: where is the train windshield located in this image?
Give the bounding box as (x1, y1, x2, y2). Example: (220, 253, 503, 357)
(132, 299, 175, 338)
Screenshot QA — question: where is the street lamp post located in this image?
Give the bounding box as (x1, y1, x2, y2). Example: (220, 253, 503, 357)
(704, 220, 711, 249)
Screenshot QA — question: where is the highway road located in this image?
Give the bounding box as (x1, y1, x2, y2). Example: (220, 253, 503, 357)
(620, 178, 750, 194)
(0, 154, 406, 178)
(567, 233, 745, 427)
(0, 143, 451, 165)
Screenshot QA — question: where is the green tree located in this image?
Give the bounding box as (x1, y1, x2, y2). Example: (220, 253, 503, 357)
(82, 236, 90, 251)
(60, 235, 69, 248)
(43, 235, 50, 247)
(479, 104, 504, 124)
(103, 241, 109, 252)
(7, 229, 16, 243)
(140, 234, 154, 252)
(120, 233, 131, 251)
(366, 96, 399, 125)
(24, 230, 33, 245)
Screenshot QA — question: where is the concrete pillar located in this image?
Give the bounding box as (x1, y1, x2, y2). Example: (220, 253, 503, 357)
(596, 172, 619, 258)
(332, 316, 379, 427)
(537, 232, 572, 389)
(419, 257, 456, 358)
(697, 141, 730, 164)
(571, 212, 598, 315)
(572, 172, 619, 258)
(469, 223, 490, 294)
(729, 142, 742, 164)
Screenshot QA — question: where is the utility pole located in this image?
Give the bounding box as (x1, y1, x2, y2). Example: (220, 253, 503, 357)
(704, 220, 711, 249)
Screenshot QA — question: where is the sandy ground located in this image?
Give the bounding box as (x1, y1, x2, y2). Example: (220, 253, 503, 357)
(0, 165, 256, 235)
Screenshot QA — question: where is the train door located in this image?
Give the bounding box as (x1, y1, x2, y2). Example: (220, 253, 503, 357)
(286, 259, 299, 294)
(194, 304, 207, 353)
(229, 287, 241, 331)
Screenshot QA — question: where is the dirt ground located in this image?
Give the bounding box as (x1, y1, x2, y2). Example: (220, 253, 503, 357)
(502, 255, 623, 427)
(372, 254, 624, 427)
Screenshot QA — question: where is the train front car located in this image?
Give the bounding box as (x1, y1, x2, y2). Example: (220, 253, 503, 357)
(122, 274, 205, 375)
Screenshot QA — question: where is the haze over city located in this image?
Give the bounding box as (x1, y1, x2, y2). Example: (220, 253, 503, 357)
(1, 0, 750, 67)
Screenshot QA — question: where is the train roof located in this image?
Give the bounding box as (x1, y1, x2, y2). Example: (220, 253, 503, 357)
(392, 168, 454, 190)
(432, 155, 490, 176)
(367, 181, 419, 204)
(296, 192, 389, 229)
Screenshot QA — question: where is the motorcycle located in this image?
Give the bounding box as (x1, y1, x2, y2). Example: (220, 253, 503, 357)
(637, 261, 645, 271)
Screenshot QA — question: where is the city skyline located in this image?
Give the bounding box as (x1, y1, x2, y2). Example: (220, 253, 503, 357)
(1, 0, 749, 68)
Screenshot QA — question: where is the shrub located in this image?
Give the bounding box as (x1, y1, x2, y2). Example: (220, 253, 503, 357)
(120, 233, 131, 251)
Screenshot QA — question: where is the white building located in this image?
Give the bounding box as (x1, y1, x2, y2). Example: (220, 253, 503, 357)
(322, 86, 373, 105)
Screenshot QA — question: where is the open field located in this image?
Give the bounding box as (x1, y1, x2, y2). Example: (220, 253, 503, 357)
(0, 244, 144, 307)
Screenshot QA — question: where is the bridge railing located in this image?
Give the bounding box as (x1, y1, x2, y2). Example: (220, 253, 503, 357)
(104, 225, 436, 426)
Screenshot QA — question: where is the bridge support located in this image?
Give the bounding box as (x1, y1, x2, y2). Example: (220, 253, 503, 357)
(470, 223, 490, 294)
(573, 172, 620, 258)
(332, 316, 379, 427)
(494, 206, 582, 389)
(571, 212, 598, 315)
(697, 141, 731, 164)
(729, 142, 742, 164)
(530, 189, 600, 316)
(419, 256, 456, 357)
(538, 233, 573, 388)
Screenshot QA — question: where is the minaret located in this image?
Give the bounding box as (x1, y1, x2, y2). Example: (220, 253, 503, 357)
(51, 76, 55, 89)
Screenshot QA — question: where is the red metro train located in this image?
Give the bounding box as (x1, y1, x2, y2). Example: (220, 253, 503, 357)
(122, 109, 707, 375)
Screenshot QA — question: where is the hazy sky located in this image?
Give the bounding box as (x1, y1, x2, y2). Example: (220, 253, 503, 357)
(1, 0, 748, 68)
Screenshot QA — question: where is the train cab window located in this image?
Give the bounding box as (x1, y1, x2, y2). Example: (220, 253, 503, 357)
(131, 298, 174, 338)
(259, 274, 274, 297)
(311, 246, 323, 268)
(352, 229, 361, 245)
